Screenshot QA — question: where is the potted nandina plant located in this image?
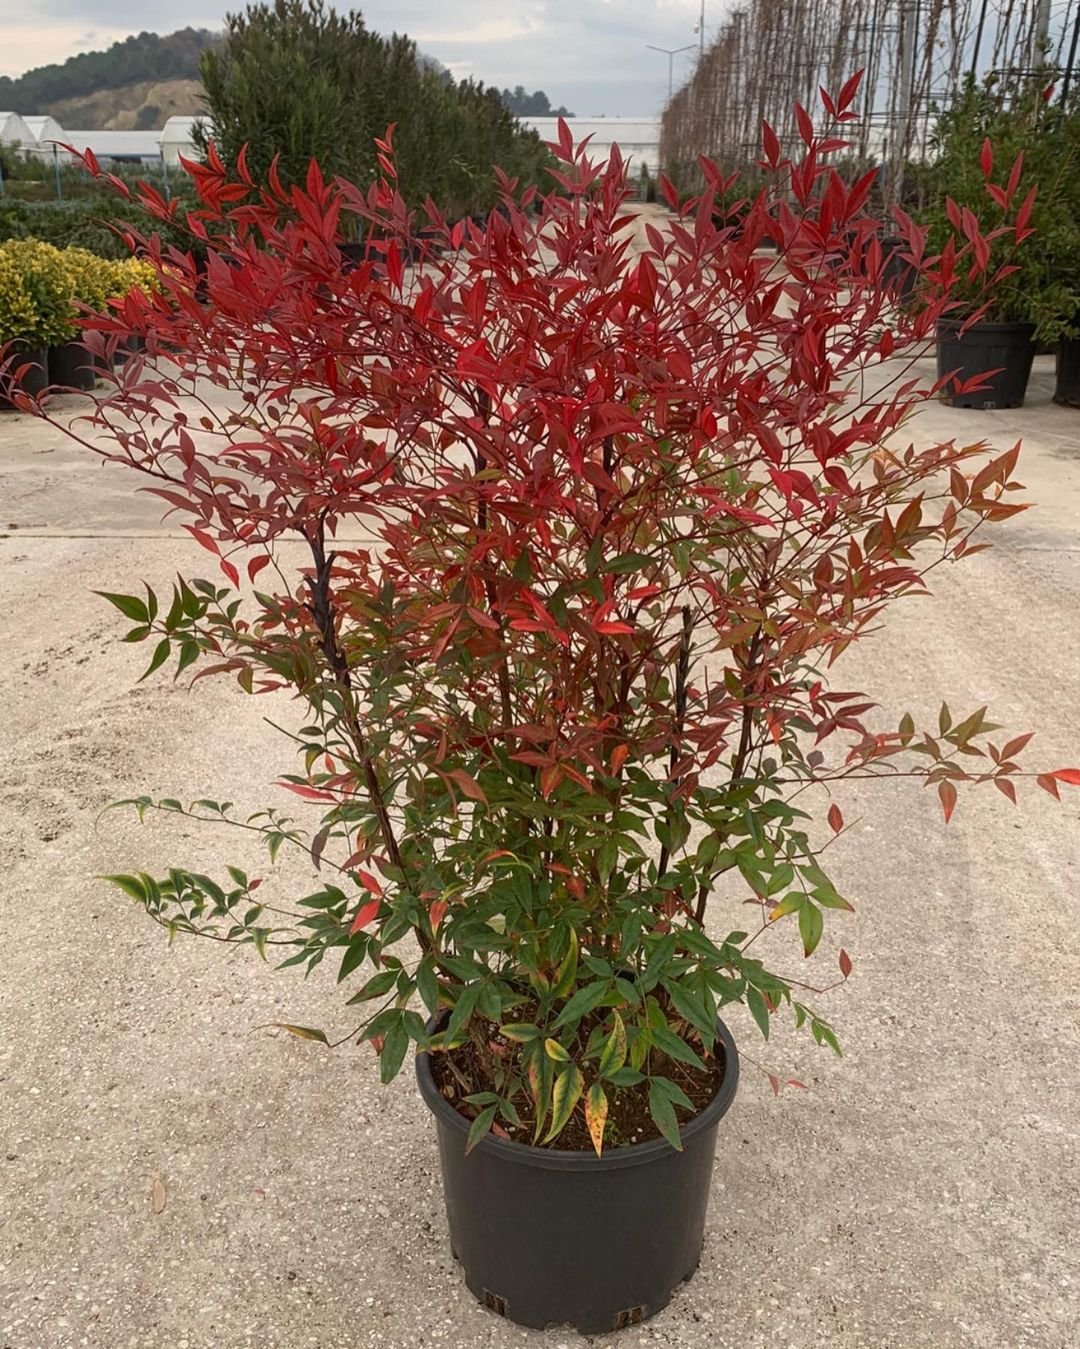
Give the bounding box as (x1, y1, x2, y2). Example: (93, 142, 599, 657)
(17, 91, 1080, 1333)
(921, 77, 1080, 408)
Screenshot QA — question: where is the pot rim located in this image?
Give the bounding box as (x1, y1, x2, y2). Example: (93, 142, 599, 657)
(416, 1012, 739, 1172)
(936, 318, 1036, 335)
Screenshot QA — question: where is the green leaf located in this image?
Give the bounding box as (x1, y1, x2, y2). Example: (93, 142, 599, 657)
(175, 639, 200, 677)
(746, 986, 771, 1040)
(99, 873, 148, 903)
(798, 901, 824, 957)
(445, 984, 480, 1043)
(499, 1022, 541, 1043)
(164, 585, 184, 631)
(138, 638, 171, 681)
(416, 960, 441, 1016)
(273, 1024, 329, 1044)
(650, 1074, 694, 1111)
(606, 1066, 645, 1087)
(543, 1062, 584, 1143)
(551, 979, 611, 1030)
(465, 1105, 497, 1154)
(550, 934, 578, 999)
(664, 979, 716, 1042)
(544, 1037, 570, 1062)
(603, 553, 653, 574)
(648, 1078, 684, 1151)
(379, 1019, 410, 1083)
(95, 591, 149, 623)
(597, 1011, 627, 1078)
(769, 891, 804, 922)
(344, 967, 396, 1000)
(650, 1022, 707, 1069)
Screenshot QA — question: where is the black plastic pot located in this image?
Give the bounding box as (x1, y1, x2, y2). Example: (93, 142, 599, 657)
(0, 344, 49, 410)
(1054, 337, 1080, 407)
(112, 335, 146, 366)
(416, 1016, 739, 1334)
(48, 338, 97, 390)
(936, 320, 1036, 409)
(880, 235, 917, 306)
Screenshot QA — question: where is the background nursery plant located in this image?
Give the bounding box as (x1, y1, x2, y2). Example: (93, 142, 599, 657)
(21, 81, 1079, 1158)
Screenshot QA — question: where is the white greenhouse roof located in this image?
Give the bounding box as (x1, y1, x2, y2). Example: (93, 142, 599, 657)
(64, 129, 163, 160)
(0, 111, 35, 147)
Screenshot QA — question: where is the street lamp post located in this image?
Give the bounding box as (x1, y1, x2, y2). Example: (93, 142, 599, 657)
(646, 43, 696, 101)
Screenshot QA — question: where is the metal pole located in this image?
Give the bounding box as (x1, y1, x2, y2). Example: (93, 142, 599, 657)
(53, 143, 63, 202)
(647, 43, 696, 101)
(970, 0, 990, 78)
(1063, 0, 1080, 103)
(161, 151, 171, 202)
(699, 0, 706, 57)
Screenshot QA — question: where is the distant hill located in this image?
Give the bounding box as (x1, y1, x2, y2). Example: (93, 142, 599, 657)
(0, 26, 568, 133)
(0, 28, 217, 129)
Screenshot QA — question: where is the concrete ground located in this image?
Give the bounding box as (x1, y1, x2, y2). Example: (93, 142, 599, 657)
(1, 344, 1078, 1349)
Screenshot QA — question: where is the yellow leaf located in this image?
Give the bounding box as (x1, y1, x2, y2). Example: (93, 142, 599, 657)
(585, 1081, 608, 1156)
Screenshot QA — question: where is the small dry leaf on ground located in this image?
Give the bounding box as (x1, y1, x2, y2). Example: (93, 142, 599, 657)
(151, 1174, 167, 1214)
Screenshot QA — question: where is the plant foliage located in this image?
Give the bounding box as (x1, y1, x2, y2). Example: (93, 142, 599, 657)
(14, 78, 1080, 1152)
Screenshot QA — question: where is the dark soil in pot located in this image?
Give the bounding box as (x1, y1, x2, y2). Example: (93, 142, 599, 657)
(936, 319, 1036, 409)
(416, 1014, 739, 1334)
(48, 339, 97, 390)
(1, 345, 49, 410)
(1054, 337, 1080, 407)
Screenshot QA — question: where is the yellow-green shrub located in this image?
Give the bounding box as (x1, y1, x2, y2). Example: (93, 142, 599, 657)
(0, 239, 75, 346)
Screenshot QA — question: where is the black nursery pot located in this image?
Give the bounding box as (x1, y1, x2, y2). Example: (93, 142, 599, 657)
(416, 1016, 739, 1334)
(113, 335, 147, 366)
(48, 338, 97, 390)
(1054, 336, 1080, 407)
(0, 344, 49, 410)
(936, 319, 1036, 409)
(880, 235, 917, 306)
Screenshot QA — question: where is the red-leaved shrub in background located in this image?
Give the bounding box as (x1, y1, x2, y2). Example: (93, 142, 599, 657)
(17, 73, 1079, 1152)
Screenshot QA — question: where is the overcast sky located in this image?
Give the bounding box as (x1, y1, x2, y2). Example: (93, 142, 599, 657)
(1, 1, 709, 115)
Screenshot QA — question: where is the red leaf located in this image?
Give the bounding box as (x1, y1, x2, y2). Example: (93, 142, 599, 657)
(356, 869, 383, 897)
(221, 559, 240, 587)
(1000, 732, 1033, 759)
(827, 803, 843, 833)
(280, 783, 336, 802)
(1050, 768, 1080, 786)
(350, 898, 380, 933)
(184, 525, 219, 555)
(762, 120, 780, 167)
(248, 554, 271, 583)
(1037, 774, 1061, 800)
(838, 949, 852, 979)
(835, 70, 864, 113)
(994, 778, 1017, 804)
(610, 744, 629, 773)
(979, 137, 993, 179)
(444, 768, 488, 803)
(429, 900, 448, 931)
(938, 779, 957, 824)
(795, 103, 814, 147)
